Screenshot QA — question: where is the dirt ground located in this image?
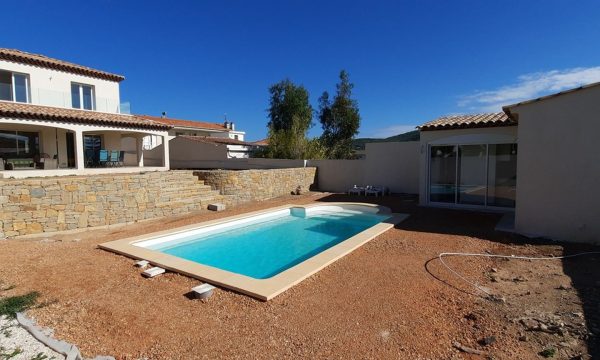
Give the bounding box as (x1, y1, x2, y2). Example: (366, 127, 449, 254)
(0, 193, 598, 359)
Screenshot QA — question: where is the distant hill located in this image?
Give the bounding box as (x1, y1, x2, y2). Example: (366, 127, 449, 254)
(353, 130, 420, 150)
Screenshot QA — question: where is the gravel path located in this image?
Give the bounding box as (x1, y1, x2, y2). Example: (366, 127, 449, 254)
(0, 315, 64, 360)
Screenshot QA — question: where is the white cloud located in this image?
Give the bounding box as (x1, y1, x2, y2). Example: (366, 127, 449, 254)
(458, 66, 600, 112)
(360, 124, 418, 139)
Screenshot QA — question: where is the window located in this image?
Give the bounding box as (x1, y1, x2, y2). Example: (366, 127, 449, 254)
(83, 135, 102, 167)
(0, 70, 30, 103)
(71, 83, 95, 110)
(0, 130, 39, 158)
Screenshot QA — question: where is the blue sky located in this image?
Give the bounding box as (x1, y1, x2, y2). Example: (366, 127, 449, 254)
(3, 1, 600, 140)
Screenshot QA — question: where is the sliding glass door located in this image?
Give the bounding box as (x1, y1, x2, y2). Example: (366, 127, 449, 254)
(429, 143, 517, 208)
(458, 145, 487, 205)
(430, 146, 456, 203)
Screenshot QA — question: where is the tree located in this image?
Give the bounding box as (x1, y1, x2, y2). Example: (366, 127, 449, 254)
(266, 79, 314, 159)
(318, 70, 361, 159)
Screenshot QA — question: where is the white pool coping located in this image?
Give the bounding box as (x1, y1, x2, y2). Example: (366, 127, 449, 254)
(99, 202, 409, 301)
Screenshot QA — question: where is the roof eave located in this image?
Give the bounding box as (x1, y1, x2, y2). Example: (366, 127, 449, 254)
(419, 121, 518, 131)
(171, 125, 228, 132)
(0, 50, 125, 82)
(502, 80, 600, 114)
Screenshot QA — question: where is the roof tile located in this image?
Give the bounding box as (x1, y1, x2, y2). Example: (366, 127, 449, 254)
(418, 112, 516, 131)
(179, 135, 252, 146)
(0, 48, 125, 82)
(0, 101, 170, 130)
(139, 115, 229, 132)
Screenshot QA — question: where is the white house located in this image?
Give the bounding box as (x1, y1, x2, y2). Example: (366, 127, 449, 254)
(139, 115, 246, 149)
(0, 48, 170, 178)
(139, 115, 254, 159)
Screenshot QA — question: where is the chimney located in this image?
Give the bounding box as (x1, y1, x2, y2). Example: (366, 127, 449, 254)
(230, 122, 235, 131)
(161, 111, 167, 118)
(223, 121, 229, 129)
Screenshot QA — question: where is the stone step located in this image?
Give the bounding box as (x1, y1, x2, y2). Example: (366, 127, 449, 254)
(159, 187, 211, 195)
(159, 187, 218, 197)
(157, 192, 220, 203)
(156, 194, 223, 209)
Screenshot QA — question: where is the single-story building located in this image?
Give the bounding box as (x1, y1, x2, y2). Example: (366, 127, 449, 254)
(417, 82, 600, 243)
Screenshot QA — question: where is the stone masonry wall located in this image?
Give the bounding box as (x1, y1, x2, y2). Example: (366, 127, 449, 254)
(0, 171, 221, 238)
(194, 167, 317, 206)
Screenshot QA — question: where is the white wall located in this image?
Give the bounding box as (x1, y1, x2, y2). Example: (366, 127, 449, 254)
(308, 159, 366, 192)
(307, 141, 420, 193)
(0, 59, 121, 113)
(364, 142, 420, 193)
(145, 137, 229, 168)
(510, 85, 600, 244)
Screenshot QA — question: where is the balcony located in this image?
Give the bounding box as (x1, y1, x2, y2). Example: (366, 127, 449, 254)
(0, 86, 122, 114)
(34, 88, 121, 113)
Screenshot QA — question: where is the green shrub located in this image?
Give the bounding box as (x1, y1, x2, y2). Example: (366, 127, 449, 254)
(0, 292, 40, 318)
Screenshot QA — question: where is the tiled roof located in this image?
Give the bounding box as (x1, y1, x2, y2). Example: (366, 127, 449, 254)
(179, 135, 252, 146)
(250, 138, 268, 146)
(0, 48, 125, 82)
(0, 101, 171, 130)
(139, 115, 229, 132)
(418, 112, 516, 131)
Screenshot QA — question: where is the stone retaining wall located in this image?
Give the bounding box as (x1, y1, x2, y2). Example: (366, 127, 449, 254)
(0, 171, 220, 238)
(194, 167, 317, 206)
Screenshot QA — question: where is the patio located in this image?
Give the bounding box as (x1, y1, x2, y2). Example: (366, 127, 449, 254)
(0, 101, 171, 178)
(0, 122, 169, 178)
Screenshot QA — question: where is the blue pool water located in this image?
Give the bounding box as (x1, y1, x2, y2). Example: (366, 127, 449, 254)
(144, 209, 389, 279)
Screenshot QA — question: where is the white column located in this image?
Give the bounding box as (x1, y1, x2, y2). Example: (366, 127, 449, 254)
(162, 134, 170, 169)
(137, 135, 144, 167)
(75, 130, 85, 171)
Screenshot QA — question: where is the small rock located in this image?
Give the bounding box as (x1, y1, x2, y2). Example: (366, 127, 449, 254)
(558, 339, 578, 348)
(513, 276, 527, 282)
(490, 268, 498, 273)
(520, 318, 539, 330)
(557, 284, 571, 290)
(465, 313, 478, 321)
(488, 294, 506, 303)
(478, 336, 496, 346)
(519, 334, 528, 342)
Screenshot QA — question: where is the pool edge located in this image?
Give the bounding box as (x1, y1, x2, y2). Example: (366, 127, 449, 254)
(98, 202, 409, 301)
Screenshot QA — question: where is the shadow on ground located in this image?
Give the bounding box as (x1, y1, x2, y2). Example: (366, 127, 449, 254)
(315, 193, 600, 357)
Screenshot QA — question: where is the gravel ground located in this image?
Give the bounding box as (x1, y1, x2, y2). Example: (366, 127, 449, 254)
(0, 315, 63, 360)
(0, 192, 598, 359)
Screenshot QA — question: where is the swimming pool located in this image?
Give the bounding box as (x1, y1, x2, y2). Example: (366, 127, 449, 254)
(100, 203, 408, 300)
